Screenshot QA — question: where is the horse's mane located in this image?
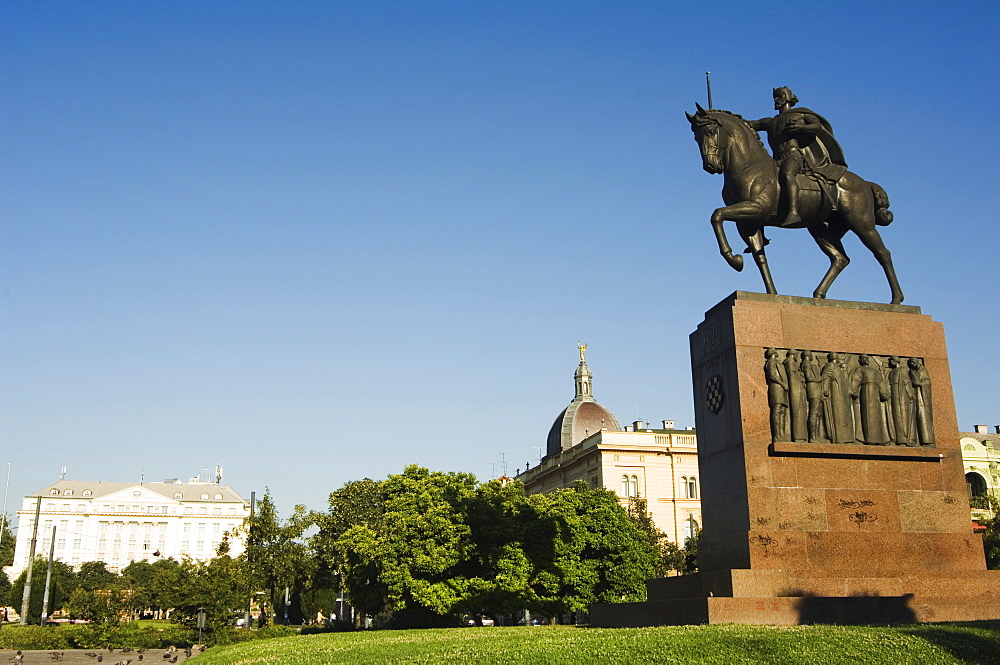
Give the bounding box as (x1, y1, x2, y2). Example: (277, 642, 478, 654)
(707, 109, 766, 151)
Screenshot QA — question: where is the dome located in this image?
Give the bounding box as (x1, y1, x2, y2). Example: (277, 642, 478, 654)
(544, 345, 622, 457)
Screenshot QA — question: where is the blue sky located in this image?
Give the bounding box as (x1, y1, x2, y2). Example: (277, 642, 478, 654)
(2, 1, 998, 516)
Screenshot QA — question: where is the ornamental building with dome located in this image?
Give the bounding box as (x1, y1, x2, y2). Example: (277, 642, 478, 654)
(518, 344, 703, 545)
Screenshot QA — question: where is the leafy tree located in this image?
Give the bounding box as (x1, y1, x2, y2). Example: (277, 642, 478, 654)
(627, 498, 696, 576)
(0, 514, 14, 568)
(0, 564, 9, 607)
(977, 495, 1000, 569)
(9, 557, 78, 623)
(528, 483, 658, 618)
(243, 490, 316, 625)
(331, 469, 657, 626)
(309, 478, 384, 624)
(455, 478, 540, 624)
(155, 557, 245, 632)
(335, 466, 477, 623)
(76, 561, 119, 592)
(63, 561, 124, 624)
(121, 557, 181, 618)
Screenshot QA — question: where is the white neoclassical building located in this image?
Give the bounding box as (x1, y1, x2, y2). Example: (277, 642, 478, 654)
(517, 345, 702, 545)
(4, 477, 250, 579)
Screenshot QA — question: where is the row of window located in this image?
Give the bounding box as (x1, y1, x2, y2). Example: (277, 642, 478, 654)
(48, 488, 229, 501)
(618, 475, 699, 499)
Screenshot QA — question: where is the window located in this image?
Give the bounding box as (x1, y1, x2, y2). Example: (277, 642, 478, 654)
(50, 489, 59, 495)
(683, 516, 699, 541)
(967, 472, 988, 498)
(174, 492, 183, 499)
(688, 477, 699, 499)
(82, 490, 92, 497)
(214, 493, 223, 500)
(200, 493, 209, 500)
(680, 477, 689, 499)
(620, 474, 639, 498)
(64, 489, 73, 496)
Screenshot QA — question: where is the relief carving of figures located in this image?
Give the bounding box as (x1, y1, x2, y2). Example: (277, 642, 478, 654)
(821, 352, 855, 444)
(764, 348, 934, 447)
(909, 358, 935, 445)
(801, 351, 828, 442)
(765, 348, 789, 441)
(784, 349, 808, 442)
(850, 354, 891, 445)
(887, 356, 916, 446)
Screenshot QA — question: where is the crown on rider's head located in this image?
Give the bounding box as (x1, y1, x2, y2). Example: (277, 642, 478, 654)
(772, 86, 798, 106)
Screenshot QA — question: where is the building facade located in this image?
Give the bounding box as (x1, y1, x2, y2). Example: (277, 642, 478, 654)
(961, 425, 1000, 523)
(518, 345, 702, 544)
(5, 477, 250, 579)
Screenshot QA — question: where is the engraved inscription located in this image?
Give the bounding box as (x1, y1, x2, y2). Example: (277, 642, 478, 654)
(838, 499, 875, 509)
(849, 511, 878, 528)
(750, 534, 777, 556)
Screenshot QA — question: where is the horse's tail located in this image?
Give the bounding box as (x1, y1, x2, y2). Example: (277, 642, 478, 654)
(869, 181, 893, 226)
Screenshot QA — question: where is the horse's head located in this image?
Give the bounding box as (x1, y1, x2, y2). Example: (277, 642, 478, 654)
(686, 103, 725, 174)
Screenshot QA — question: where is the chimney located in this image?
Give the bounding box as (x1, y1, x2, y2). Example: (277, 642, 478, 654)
(975, 425, 989, 434)
(995, 426, 1000, 434)
(662, 420, 675, 430)
(633, 420, 645, 431)
(624, 425, 633, 432)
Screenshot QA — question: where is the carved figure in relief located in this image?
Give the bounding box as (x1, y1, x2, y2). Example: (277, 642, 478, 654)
(784, 350, 808, 442)
(765, 348, 789, 441)
(821, 352, 854, 443)
(909, 357, 934, 445)
(801, 350, 827, 442)
(887, 356, 916, 446)
(851, 354, 890, 444)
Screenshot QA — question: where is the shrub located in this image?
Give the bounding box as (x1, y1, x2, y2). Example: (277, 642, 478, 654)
(0, 625, 73, 650)
(68, 623, 198, 649)
(211, 625, 298, 645)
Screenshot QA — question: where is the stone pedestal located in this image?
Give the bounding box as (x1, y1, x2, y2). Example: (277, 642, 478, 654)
(591, 292, 1000, 626)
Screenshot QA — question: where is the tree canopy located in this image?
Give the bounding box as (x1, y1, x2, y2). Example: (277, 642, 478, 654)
(320, 466, 658, 626)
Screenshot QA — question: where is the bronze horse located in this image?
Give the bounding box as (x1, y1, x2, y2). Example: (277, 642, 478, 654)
(687, 105, 904, 304)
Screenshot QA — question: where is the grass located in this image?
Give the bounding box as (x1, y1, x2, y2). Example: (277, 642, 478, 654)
(185, 622, 1000, 665)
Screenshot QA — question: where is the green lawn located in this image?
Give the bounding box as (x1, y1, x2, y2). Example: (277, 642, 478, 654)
(186, 623, 1000, 665)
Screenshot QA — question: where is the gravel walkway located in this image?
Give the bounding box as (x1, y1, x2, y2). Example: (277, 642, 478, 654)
(1, 648, 201, 665)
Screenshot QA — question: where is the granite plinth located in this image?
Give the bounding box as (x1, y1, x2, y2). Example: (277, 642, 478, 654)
(592, 293, 1000, 626)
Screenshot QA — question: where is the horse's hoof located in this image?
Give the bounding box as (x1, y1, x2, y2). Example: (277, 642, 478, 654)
(724, 253, 744, 272)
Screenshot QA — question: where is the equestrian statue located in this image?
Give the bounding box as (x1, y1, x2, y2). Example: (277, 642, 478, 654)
(687, 87, 903, 304)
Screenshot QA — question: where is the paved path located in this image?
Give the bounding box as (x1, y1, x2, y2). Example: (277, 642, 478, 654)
(1, 648, 200, 665)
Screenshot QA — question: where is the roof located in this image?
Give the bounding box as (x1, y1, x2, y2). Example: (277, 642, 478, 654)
(546, 399, 622, 457)
(27, 480, 247, 503)
(960, 431, 1000, 446)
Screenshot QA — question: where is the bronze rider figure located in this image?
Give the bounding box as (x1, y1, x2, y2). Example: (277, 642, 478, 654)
(749, 87, 847, 226)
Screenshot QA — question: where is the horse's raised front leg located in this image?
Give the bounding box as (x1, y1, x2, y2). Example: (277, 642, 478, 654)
(808, 223, 850, 299)
(711, 200, 769, 272)
(711, 207, 743, 271)
(738, 224, 777, 294)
